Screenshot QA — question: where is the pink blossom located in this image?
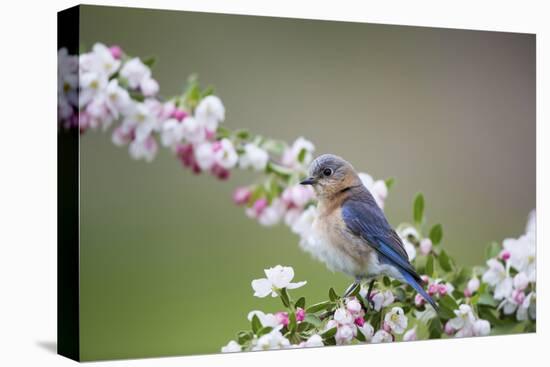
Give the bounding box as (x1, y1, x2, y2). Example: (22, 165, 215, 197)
(109, 45, 123, 59)
(274, 311, 289, 326)
(250, 199, 268, 217)
(500, 250, 511, 261)
(444, 321, 455, 336)
(438, 284, 448, 297)
(233, 187, 251, 205)
(414, 293, 426, 307)
(176, 143, 201, 173)
(428, 283, 439, 296)
(171, 108, 188, 121)
(419, 238, 432, 255)
(296, 308, 305, 322)
(211, 164, 230, 180)
(512, 290, 526, 304)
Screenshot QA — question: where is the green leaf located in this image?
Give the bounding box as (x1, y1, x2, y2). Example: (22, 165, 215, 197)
(201, 85, 215, 97)
(428, 318, 443, 339)
(485, 241, 501, 260)
(413, 193, 425, 224)
(329, 287, 339, 301)
(425, 255, 434, 276)
(355, 326, 366, 342)
(142, 56, 156, 68)
(304, 314, 322, 327)
(383, 276, 391, 287)
(429, 224, 443, 245)
(438, 295, 458, 319)
(256, 326, 273, 337)
(321, 327, 337, 339)
(385, 177, 395, 190)
(280, 288, 291, 308)
(297, 148, 307, 163)
(129, 90, 145, 102)
(295, 297, 306, 309)
(478, 292, 498, 307)
(234, 129, 250, 140)
(288, 312, 297, 332)
(306, 301, 335, 313)
(266, 162, 293, 178)
(297, 321, 315, 332)
(439, 250, 453, 272)
(237, 330, 253, 344)
(251, 314, 262, 334)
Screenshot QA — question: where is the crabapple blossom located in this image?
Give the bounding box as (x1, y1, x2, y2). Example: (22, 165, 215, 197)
(464, 277, 480, 297)
(239, 143, 269, 171)
(333, 308, 354, 325)
(195, 95, 225, 133)
(252, 329, 291, 351)
(419, 238, 432, 255)
(213, 138, 239, 169)
(302, 334, 324, 348)
(140, 76, 159, 97)
(120, 57, 151, 89)
(160, 118, 185, 147)
(128, 135, 158, 162)
(251, 265, 307, 298)
(335, 324, 356, 345)
(473, 319, 490, 336)
(482, 259, 513, 300)
(247, 310, 282, 329)
(403, 327, 417, 341)
(358, 322, 374, 342)
(281, 137, 315, 169)
(345, 298, 363, 317)
(370, 290, 395, 312)
(233, 187, 251, 205)
(384, 307, 407, 334)
(221, 340, 241, 353)
(372, 330, 393, 343)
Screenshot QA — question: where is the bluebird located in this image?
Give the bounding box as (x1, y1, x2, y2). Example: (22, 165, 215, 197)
(300, 154, 438, 311)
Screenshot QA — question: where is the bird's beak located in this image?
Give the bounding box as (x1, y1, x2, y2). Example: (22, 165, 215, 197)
(300, 177, 316, 185)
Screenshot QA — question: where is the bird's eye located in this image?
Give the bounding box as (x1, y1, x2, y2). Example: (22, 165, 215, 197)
(323, 168, 333, 177)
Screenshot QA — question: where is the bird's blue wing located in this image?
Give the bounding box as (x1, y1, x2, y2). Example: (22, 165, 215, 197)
(341, 194, 438, 311)
(341, 197, 419, 280)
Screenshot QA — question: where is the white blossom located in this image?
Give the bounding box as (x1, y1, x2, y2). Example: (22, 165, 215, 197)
(195, 95, 225, 132)
(403, 327, 417, 341)
(247, 310, 281, 329)
(281, 137, 315, 169)
(239, 143, 269, 171)
(221, 340, 241, 353)
(335, 324, 356, 345)
(214, 138, 239, 169)
(160, 119, 185, 147)
(358, 322, 374, 342)
(370, 290, 395, 312)
(251, 265, 306, 297)
(251, 329, 290, 351)
(120, 57, 151, 89)
(302, 334, 324, 348)
(358, 173, 388, 209)
(181, 116, 206, 144)
(384, 307, 408, 334)
(372, 330, 393, 343)
(482, 259, 513, 300)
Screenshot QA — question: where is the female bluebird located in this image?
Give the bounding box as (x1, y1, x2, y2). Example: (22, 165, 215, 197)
(300, 154, 438, 311)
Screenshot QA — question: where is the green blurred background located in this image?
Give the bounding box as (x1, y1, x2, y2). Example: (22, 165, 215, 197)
(78, 5, 535, 360)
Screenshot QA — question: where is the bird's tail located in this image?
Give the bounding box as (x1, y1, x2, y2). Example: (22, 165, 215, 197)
(398, 269, 439, 312)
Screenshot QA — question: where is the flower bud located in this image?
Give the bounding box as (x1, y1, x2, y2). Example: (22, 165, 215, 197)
(296, 308, 305, 322)
(274, 311, 289, 326)
(419, 238, 433, 255)
(233, 187, 251, 205)
(414, 293, 425, 307)
(500, 250, 511, 261)
(109, 45, 123, 59)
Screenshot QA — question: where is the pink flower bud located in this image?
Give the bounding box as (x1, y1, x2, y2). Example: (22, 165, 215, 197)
(464, 288, 472, 298)
(438, 284, 448, 297)
(428, 283, 439, 296)
(275, 311, 289, 326)
(109, 45, 123, 59)
(420, 275, 430, 284)
(211, 164, 230, 180)
(296, 308, 305, 322)
(252, 198, 268, 216)
(500, 250, 511, 261)
(414, 293, 425, 307)
(206, 129, 216, 140)
(233, 187, 251, 205)
(171, 108, 188, 121)
(513, 290, 526, 304)
(346, 298, 362, 315)
(467, 277, 480, 294)
(383, 322, 391, 332)
(354, 317, 365, 327)
(444, 321, 455, 336)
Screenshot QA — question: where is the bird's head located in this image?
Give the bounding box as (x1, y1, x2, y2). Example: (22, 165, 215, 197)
(300, 154, 361, 199)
